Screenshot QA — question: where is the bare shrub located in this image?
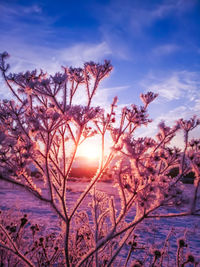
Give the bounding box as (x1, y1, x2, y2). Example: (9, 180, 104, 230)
(0, 52, 200, 266)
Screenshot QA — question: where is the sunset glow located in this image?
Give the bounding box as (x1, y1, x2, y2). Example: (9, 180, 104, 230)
(77, 140, 102, 161)
(0, 1, 200, 266)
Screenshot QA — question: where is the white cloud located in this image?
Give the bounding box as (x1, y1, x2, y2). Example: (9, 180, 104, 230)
(58, 42, 112, 66)
(141, 71, 200, 101)
(0, 3, 114, 103)
(0, 39, 115, 106)
(93, 85, 130, 107)
(135, 103, 200, 148)
(134, 69, 200, 146)
(0, 40, 112, 73)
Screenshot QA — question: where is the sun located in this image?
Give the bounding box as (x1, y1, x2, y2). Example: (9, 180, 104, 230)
(77, 140, 102, 161)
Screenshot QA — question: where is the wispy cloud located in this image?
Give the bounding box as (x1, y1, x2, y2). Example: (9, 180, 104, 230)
(23, 4, 42, 14)
(0, 2, 57, 58)
(93, 85, 130, 107)
(0, 0, 199, 131)
(136, 68, 200, 146)
(0, 40, 114, 104)
(95, 0, 197, 63)
(0, 2, 115, 102)
(129, 0, 197, 33)
(102, 0, 197, 35)
(0, 1, 113, 70)
(135, 103, 200, 148)
(141, 71, 200, 102)
(0, 2, 47, 34)
(1, 40, 112, 73)
(70, 84, 129, 110)
(134, 67, 200, 146)
(153, 44, 180, 56)
(58, 42, 112, 66)
(0, 2, 42, 18)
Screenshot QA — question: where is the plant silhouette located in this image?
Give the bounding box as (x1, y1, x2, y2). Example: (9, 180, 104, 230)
(0, 52, 200, 266)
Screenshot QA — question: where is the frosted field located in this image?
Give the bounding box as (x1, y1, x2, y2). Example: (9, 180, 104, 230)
(0, 180, 200, 266)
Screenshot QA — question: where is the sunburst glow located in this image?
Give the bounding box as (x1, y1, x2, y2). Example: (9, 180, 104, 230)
(77, 140, 102, 161)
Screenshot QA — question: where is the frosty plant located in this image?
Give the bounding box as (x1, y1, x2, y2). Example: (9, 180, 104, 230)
(0, 51, 200, 266)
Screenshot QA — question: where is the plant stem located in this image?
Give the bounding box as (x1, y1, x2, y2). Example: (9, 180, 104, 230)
(64, 221, 70, 267)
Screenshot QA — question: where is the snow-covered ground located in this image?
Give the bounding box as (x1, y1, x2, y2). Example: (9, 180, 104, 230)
(0, 180, 200, 266)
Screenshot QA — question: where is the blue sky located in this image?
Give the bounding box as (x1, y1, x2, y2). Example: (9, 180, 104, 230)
(0, 0, 200, 140)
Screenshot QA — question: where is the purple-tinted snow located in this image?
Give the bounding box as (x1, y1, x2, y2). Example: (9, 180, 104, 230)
(0, 181, 200, 266)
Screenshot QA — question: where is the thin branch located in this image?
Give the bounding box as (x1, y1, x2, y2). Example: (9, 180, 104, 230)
(2, 72, 23, 103)
(0, 225, 35, 267)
